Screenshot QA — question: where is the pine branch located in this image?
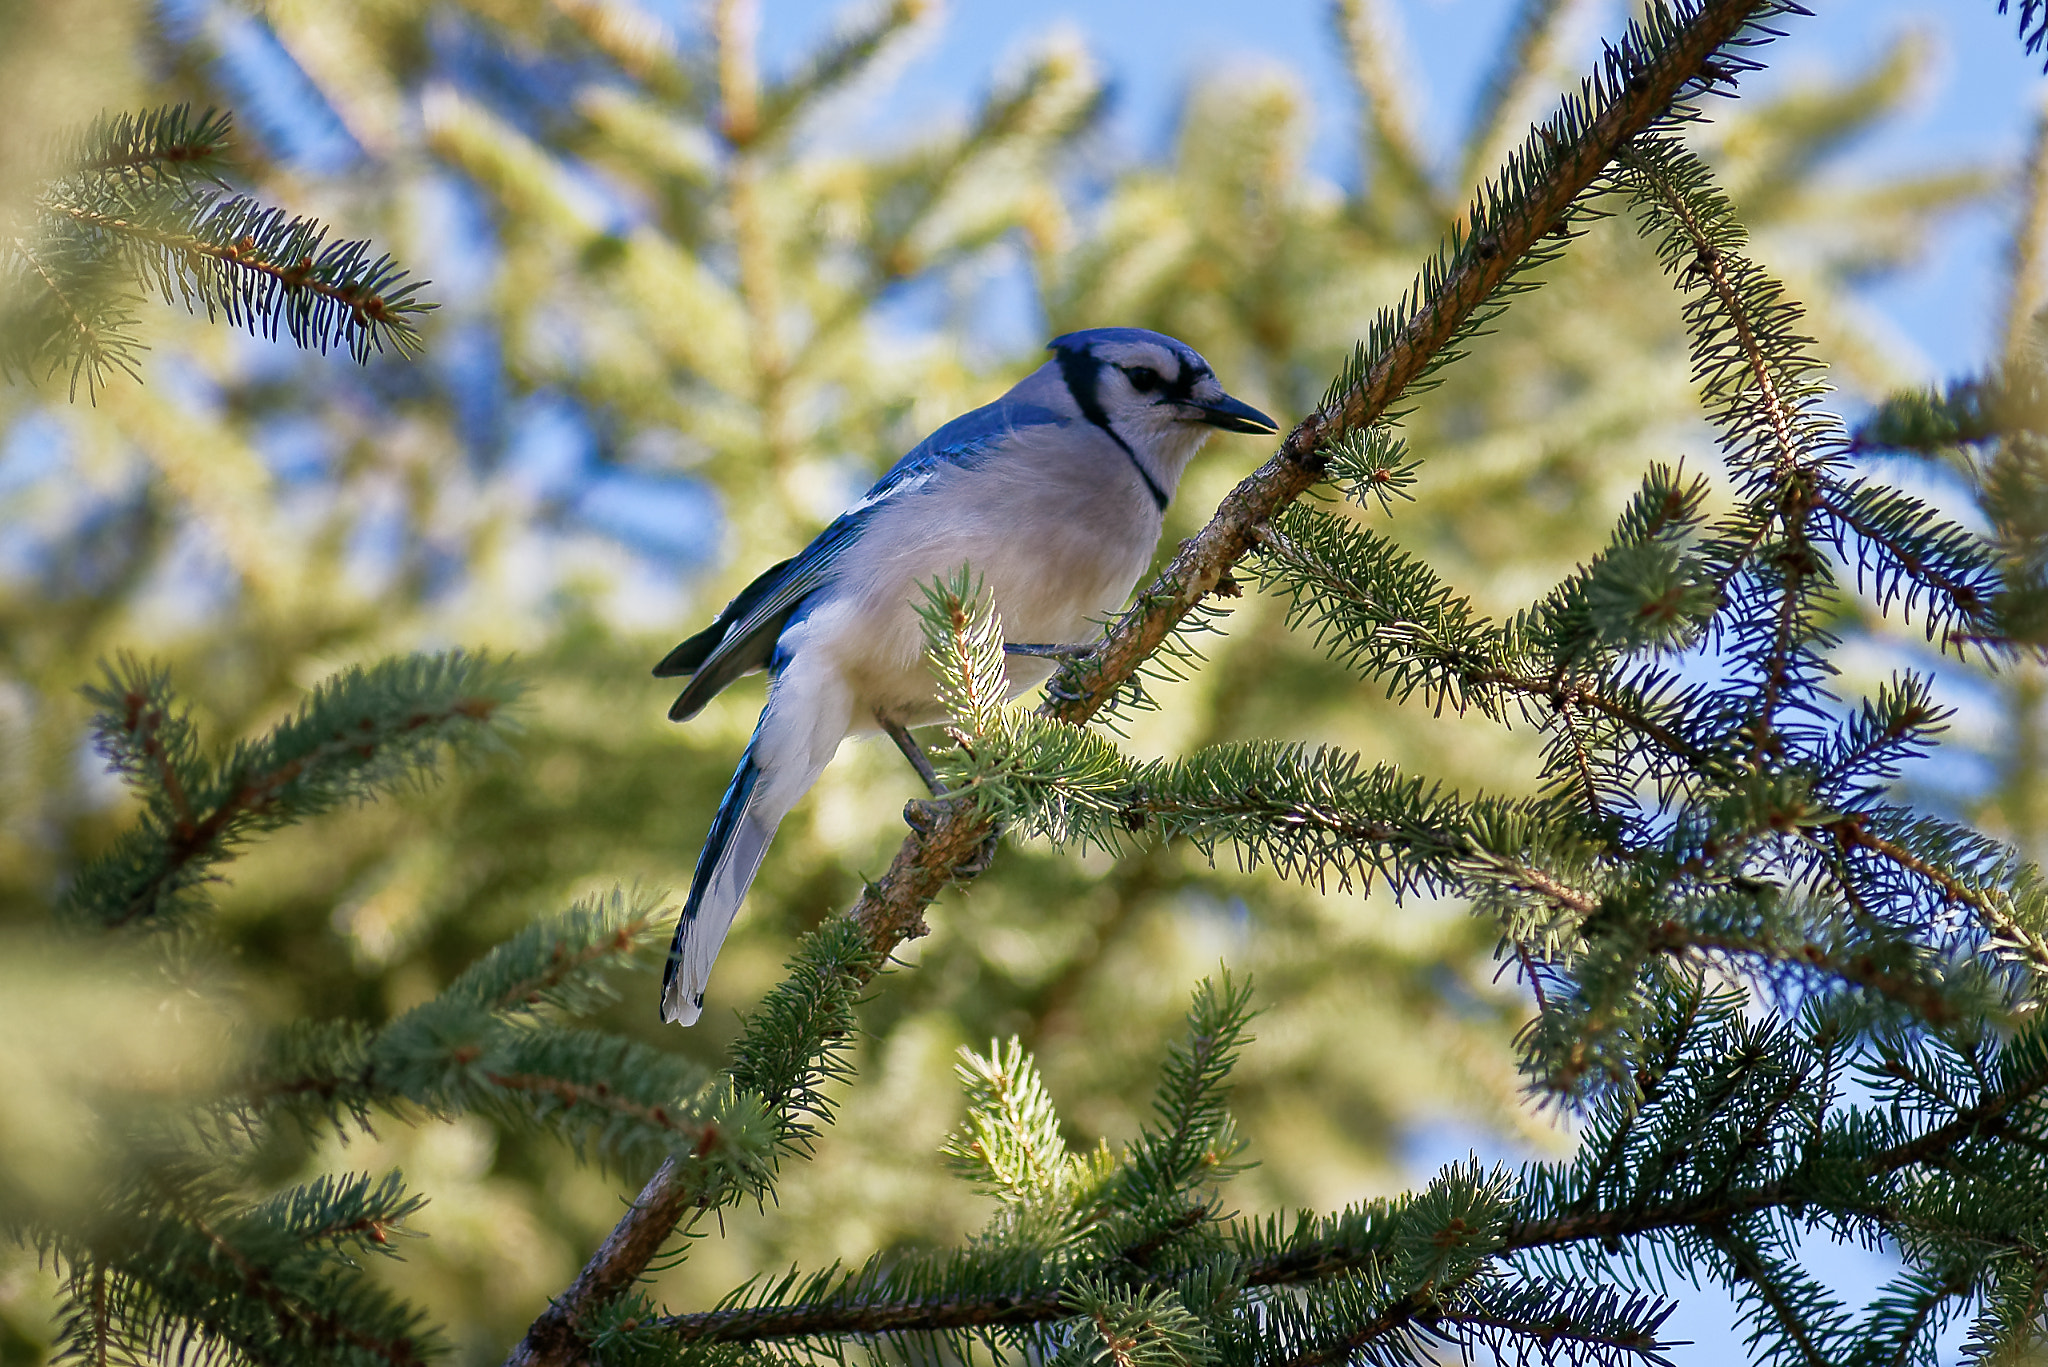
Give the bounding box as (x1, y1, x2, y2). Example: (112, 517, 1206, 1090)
(230, 894, 749, 1173)
(1108, 973, 1255, 1227)
(47, 196, 432, 359)
(919, 569, 1011, 748)
(633, 1012, 2048, 1356)
(2, 104, 433, 399)
(1825, 815, 2048, 978)
(51, 1159, 442, 1367)
(66, 106, 234, 182)
(504, 919, 878, 1367)
(1700, 1219, 1840, 1366)
(63, 652, 519, 931)
(441, 887, 669, 1017)
(944, 1039, 1075, 1204)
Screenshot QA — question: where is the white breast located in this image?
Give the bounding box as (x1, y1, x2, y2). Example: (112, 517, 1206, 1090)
(805, 423, 1162, 728)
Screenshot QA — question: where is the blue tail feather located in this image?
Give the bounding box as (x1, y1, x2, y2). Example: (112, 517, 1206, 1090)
(662, 743, 764, 1024)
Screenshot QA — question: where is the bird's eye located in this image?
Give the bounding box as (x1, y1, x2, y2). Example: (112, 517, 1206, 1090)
(1125, 366, 1162, 393)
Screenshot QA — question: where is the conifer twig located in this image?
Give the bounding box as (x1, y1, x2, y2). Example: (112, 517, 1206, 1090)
(642, 1038, 2048, 1349)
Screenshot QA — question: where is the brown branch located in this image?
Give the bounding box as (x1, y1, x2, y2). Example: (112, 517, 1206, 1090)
(62, 204, 391, 321)
(1812, 490, 1994, 626)
(503, 4, 1783, 1363)
(1113, 782, 1602, 916)
(1644, 922, 1962, 1026)
(1558, 695, 1606, 819)
(1826, 817, 2048, 977)
(1614, 143, 1824, 770)
(635, 1028, 2048, 1351)
(107, 698, 505, 928)
(1699, 1221, 1828, 1367)
(87, 1263, 112, 1367)
(489, 914, 661, 1012)
(48, 204, 413, 333)
(1478, 668, 1725, 775)
(1618, 145, 1799, 480)
(164, 1205, 433, 1365)
(1263, 1290, 1432, 1367)
(1250, 515, 1725, 778)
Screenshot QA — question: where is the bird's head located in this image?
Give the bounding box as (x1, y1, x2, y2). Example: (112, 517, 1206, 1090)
(1046, 330, 1277, 499)
(1049, 327, 1277, 446)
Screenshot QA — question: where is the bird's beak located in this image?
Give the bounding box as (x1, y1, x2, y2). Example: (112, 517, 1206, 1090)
(1188, 393, 1278, 435)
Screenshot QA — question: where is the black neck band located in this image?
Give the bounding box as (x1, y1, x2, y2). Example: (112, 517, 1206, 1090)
(1056, 348, 1169, 513)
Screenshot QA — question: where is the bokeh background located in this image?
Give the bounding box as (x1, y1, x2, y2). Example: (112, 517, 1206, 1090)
(0, 0, 2040, 1362)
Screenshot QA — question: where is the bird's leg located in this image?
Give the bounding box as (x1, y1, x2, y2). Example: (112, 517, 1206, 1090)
(1009, 642, 1097, 706)
(879, 710, 1001, 878)
(877, 712, 945, 798)
(1003, 642, 1097, 660)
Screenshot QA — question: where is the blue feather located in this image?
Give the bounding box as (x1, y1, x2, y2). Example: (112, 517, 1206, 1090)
(659, 399, 1067, 721)
(863, 399, 1067, 499)
(661, 742, 762, 1023)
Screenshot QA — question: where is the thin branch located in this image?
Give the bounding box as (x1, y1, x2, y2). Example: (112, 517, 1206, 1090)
(485, 913, 662, 1013)
(1615, 143, 1821, 767)
(1644, 922, 1963, 1025)
(106, 695, 507, 928)
(1621, 151, 1801, 477)
(639, 1042, 2048, 1350)
(1699, 1220, 1830, 1367)
(159, 1200, 432, 1365)
(1826, 817, 2048, 976)
(1473, 665, 1728, 777)
(48, 204, 421, 345)
(1261, 1290, 1433, 1367)
(1812, 489, 1995, 633)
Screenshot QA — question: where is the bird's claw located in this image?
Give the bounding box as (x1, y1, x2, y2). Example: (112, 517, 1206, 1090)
(953, 825, 1002, 879)
(904, 799, 999, 877)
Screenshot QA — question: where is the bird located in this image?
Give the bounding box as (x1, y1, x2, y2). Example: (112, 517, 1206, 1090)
(652, 327, 1278, 1025)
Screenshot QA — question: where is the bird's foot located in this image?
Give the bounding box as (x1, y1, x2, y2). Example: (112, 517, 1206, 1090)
(901, 801, 1001, 879)
(954, 823, 1002, 879)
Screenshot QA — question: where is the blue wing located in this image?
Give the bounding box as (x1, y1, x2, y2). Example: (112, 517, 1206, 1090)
(655, 398, 1069, 722)
(856, 399, 1066, 505)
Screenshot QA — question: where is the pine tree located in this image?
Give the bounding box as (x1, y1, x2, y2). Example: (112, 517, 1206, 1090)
(9, 0, 2048, 1364)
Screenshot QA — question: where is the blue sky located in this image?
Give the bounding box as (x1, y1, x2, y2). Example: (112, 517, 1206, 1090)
(760, 0, 2044, 384)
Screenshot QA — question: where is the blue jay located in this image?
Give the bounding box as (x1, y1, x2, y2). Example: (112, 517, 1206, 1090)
(653, 327, 1277, 1024)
